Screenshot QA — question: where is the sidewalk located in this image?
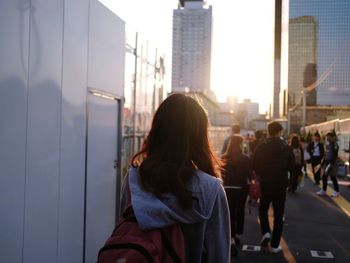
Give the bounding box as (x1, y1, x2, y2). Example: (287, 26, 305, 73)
(334, 174, 350, 203)
(234, 176, 350, 263)
(306, 167, 350, 217)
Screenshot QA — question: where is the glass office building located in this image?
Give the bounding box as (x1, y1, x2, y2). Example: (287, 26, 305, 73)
(281, 0, 350, 116)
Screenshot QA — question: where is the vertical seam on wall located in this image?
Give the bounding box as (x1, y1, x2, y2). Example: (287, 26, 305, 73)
(22, 0, 32, 262)
(83, 0, 91, 262)
(115, 25, 126, 223)
(56, 0, 65, 262)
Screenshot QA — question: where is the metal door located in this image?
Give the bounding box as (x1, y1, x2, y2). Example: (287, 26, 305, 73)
(84, 89, 122, 262)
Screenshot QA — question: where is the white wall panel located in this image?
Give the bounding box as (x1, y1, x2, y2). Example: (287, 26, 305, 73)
(88, 0, 125, 96)
(57, 0, 89, 262)
(23, 0, 63, 262)
(1, 0, 126, 261)
(85, 94, 119, 262)
(0, 1, 30, 262)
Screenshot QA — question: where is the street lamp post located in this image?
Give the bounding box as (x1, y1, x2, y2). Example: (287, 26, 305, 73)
(287, 109, 291, 134)
(301, 89, 307, 129)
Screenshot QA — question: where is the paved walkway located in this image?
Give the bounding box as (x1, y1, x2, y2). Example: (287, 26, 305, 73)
(234, 173, 350, 263)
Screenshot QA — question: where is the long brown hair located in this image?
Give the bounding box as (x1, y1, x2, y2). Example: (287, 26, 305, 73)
(131, 94, 220, 209)
(222, 135, 244, 163)
(289, 134, 301, 149)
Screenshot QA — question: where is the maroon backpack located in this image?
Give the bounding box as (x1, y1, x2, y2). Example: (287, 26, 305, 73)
(98, 206, 185, 263)
(248, 171, 261, 201)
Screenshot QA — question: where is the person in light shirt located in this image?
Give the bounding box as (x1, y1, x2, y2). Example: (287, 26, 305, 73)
(317, 132, 340, 197)
(344, 141, 350, 187)
(307, 133, 325, 185)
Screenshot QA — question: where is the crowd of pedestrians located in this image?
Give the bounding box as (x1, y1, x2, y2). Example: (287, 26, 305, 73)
(222, 122, 339, 254)
(220, 121, 296, 255)
(101, 94, 346, 262)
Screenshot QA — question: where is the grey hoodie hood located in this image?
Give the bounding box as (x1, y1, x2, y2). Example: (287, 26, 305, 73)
(128, 167, 222, 230)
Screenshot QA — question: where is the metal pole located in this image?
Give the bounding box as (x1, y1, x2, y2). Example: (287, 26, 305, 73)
(287, 109, 291, 135)
(152, 48, 158, 115)
(302, 90, 306, 129)
(132, 32, 138, 154)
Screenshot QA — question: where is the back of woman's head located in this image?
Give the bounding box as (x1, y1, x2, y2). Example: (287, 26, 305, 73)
(290, 135, 300, 148)
(131, 93, 219, 209)
(222, 135, 244, 162)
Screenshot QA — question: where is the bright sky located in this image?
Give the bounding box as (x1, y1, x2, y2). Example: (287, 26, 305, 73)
(99, 0, 275, 114)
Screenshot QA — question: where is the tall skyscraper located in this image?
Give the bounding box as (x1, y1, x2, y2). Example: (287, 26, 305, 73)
(172, 0, 212, 92)
(288, 16, 317, 106)
(273, 0, 282, 119)
(280, 0, 350, 117)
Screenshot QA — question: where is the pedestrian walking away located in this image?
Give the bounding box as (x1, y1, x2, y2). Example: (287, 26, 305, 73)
(317, 132, 340, 197)
(300, 137, 309, 177)
(307, 132, 324, 185)
(248, 130, 265, 206)
(249, 130, 265, 158)
(253, 121, 294, 253)
(222, 135, 251, 256)
(118, 94, 231, 263)
(221, 124, 241, 154)
(289, 135, 304, 193)
(345, 141, 350, 188)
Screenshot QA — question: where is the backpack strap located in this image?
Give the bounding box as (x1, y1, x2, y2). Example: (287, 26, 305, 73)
(160, 228, 182, 263)
(124, 179, 182, 263)
(122, 206, 137, 222)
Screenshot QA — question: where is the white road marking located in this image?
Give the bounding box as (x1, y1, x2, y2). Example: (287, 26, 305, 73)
(242, 245, 261, 252)
(310, 250, 334, 259)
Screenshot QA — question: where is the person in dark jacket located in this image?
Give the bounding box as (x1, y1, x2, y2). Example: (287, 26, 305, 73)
(221, 124, 241, 154)
(222, 135, 251, 256)
(345, 141, 350, 188)
(344, 140, 350, 163)
(289, 135, 304, 193)
(317, 132, 340, 197)
(253, 121, 294, 253)
(249, 130, 264, 158)
(307, 132, 325, 185)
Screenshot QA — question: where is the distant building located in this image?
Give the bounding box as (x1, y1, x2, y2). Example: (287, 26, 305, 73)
(218, 96, 238, 113)
(288, 16, 317, 107)
(280, 0, 350, 130)
(251, 116, 270, 131)
(273, 0, 282, 119)
(215, 111, 239, 127)
(169, 90, 220, 126)
(172, 0, 212, 93)
(237, 99, 260, 129)
(289, 106, 350, 133)
(215, 96, 239, 127)
(273, 59, 281, 118)
(215, 97, 267, 134)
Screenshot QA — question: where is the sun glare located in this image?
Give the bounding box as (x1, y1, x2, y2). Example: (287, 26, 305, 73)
(210, 0, 275, 113)
(100, 0, 275, 113)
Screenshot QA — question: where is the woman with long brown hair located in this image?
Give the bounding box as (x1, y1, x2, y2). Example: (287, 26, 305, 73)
(289, 135, 304, 193)
(222, 135, 251, 255)
(121, 94, 230, 262)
